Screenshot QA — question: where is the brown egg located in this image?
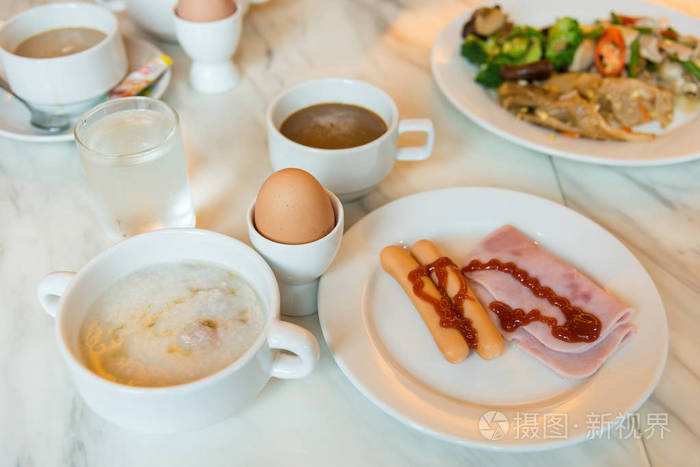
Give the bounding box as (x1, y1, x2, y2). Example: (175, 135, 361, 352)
(176, 0, 237, 22)
(254, 169, 336, 245)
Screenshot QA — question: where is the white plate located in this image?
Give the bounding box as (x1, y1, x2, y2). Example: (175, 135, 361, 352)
(0, 34, 171, 143)
(318, 187, 668, 451)
(431, 0, 700, 166)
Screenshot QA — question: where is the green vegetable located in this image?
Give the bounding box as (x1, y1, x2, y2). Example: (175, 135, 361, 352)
(584, 26, 603, 39)
(507, 25, 545, 42)
(502, 36, 530, 59)
(521, 37, 543, 63)
(667, 55, 700, 80)
(611, 12, 621, 25)
(501, 27, 544, 64)
(633, 26, 653, 34)
(545, 17, 583, 70)
(461, 34, 500, 65)
(628, 38, 640, 77)
(461, 35, 489, 64)
(647, 61, 658, 72)
(475, 57, 508, 88)
(680, 59, 700, 81)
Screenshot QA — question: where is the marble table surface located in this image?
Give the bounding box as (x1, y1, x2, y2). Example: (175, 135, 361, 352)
(1, 0, 699, 465)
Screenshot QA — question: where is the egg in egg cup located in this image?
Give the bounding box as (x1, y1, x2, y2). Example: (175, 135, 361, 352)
(173, 1, 242, 93)
(247, 188, 344, 316)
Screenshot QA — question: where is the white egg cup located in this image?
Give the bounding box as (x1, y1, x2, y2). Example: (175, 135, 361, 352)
(172, 7, 242, 93)
(247, 189, 344, 317)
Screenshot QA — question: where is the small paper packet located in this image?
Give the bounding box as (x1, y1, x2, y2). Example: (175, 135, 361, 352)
(110, 55, 173, 99)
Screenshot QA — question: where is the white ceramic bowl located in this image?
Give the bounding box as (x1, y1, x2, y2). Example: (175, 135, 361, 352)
(0, 2, 127, 116)
(37, 229, 319, 433)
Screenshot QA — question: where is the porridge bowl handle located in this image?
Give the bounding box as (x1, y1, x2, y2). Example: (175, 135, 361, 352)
(268, 320, 320, 379)
(37, 272, 76, 318)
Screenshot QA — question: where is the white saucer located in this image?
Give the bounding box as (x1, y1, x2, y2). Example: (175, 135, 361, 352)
(0, 34, 171, 143)
(318, 187, 668, 451)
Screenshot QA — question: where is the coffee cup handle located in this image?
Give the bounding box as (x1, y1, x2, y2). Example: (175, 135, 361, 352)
(37, 272, 76, 318)
(95, 0, 126, 12)
(395, 118, 435, 161)
(268, 320, 320, 379)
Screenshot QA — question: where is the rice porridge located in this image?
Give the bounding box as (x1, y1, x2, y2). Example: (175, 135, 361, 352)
(78, 261, 265, 387)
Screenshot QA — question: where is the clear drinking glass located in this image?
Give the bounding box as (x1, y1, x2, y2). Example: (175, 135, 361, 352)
(74, 97, 195, 241)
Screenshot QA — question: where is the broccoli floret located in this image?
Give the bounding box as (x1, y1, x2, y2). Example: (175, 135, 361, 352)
(461, 35, 489, 64)
(475, 56, 510, 88)
(502, 36, 530, 59)
(475, 62, 503, 88)
(501, 26, 544, 64)
(520, 37, 543, 64)
(545, 17, 583, 70)
(508, 25, 545, 42)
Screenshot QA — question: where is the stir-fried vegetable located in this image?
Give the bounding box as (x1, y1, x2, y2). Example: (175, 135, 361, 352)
(584, 26, 604, 39)
(595, 28, 625, 76)
(545, 17, 584, 70)
(458, 6, 700, 141)
(505, 26, 544, 63)
(461, 24, 546, 88)
(628, 38, 641, 77)
(461, 35, 490, 64)
(661, 27, 678, 40)
(475, 58, 509, 88)
(611, 12, 639, 26)
(460, 5, 700, 100)
(673, 57, 700, 81)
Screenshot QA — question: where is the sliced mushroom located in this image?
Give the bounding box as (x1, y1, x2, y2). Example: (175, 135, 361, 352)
(680, 81, 699, 96)
(569, 38, 595, 72)
(613, 25, 640, 48)
(661, 39, 693, 61)
(659, 61, 686, 93)
(638, 34, 664, 63)
(659, 61, 684, 80)
(462, 5, 507, 38)
(611, 26, 640, 63)
(635, 17, 666, 29)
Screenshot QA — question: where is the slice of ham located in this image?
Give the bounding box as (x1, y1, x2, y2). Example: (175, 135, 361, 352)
(464, 225, 634, 354)
(471, 282, 635, 378)
(515, 322, 635, 378)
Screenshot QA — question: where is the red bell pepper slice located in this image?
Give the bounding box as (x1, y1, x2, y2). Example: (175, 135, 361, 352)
(595, 28, 626, 77)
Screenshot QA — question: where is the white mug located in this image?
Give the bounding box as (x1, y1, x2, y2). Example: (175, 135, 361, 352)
(247, 189, 344, 316)
(267, 78, 435, 201)
(36, 229, 319, 433)
(97, 0, 269, 42)
(0, 3, 127, 116)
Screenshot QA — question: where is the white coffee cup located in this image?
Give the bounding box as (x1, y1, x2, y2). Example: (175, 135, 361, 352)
(0, 3, 128, 117)
(267, 78, 435, 201)
(97, 0, 269, 42)
(36, 229, 319, 433)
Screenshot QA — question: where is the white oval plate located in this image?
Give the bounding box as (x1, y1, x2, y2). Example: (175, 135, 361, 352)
(431, 0, 700, 166)
(318, 187, 668, 451)
(0, 34, 171, 143)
